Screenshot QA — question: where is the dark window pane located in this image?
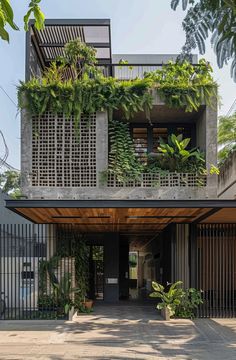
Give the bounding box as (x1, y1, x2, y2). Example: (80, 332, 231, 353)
(152, 128, 168, 152)
(132, 128, 148, 163)
(175, 127, 192, 147)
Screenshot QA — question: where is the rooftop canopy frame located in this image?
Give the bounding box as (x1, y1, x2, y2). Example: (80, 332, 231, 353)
(26, 19, 112, 80)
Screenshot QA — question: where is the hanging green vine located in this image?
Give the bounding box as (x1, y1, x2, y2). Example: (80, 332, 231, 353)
(17, 38, 217, 129)
(18, 76, 153, 131)
(108, 120, 144, 182)
(145, 59, 218, 111)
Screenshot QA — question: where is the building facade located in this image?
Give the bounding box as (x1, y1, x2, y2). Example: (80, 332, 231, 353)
(2, 19, 236, 319)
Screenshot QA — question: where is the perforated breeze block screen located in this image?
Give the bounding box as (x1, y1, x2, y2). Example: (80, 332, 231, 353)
(31, 113, 97, 187)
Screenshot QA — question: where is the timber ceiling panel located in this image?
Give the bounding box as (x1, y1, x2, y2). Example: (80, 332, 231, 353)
(201, 208, 236, 223)
(14, 207, 211, 234)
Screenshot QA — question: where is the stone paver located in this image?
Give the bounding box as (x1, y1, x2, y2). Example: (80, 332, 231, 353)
(0, 304, 236, 359)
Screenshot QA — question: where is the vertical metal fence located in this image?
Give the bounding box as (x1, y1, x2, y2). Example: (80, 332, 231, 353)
(1, 223, 236, 319)
(197, 224, 236, 318)
(0, 224, 81, 320)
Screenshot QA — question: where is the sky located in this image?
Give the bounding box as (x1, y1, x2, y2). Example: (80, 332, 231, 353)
(0, 0, 235, 169)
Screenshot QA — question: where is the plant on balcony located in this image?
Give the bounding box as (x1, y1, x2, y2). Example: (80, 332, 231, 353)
(147, 134, 219, 175)
(149, 134, 206, 174)
(57, 38, 98, 80)
(18, 39, 217, 132)
(145, 59, 217, 112)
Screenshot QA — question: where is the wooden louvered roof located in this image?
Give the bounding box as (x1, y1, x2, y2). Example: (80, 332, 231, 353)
(28, 19, 112, 74)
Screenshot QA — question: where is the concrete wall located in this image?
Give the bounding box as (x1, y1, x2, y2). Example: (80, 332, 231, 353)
(218, 151, 236, 199)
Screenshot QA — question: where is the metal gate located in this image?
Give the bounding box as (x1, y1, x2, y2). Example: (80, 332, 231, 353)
(0, 224, 84, 320)
(197, 224, 236, 318)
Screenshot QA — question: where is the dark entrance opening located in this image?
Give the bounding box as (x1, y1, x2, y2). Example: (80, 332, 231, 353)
(88, 245, 104, 301)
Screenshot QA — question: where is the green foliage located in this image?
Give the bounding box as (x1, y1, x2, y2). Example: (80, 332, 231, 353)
(108, 120, 144, 182)
(147, 133, 219, 175)
(0, 0, 18, 41)
(56, 233, 90, 309)
(152, 133, 206, 174)
(73, 236, 89, 308)
(18, 76, 153, 134)
(0, 170, 21, 198)
(107, 127, 218, 183)
(150, 281, 203, 318)
(218, 112, 236, 162)
(150, 281, 184, 317)
(145, 59, 217, 111)
(0, 0, 44, 42)
(175, 288, 203, 319)
(24, 0, 45, 31)
(18, 39, 216, 128)
(38, 255, 80, 315)
(171, 0, 236, 81)
(57, 38, 98, 80)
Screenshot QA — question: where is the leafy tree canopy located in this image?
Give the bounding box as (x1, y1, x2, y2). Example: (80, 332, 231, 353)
(218, 111, 236, 162)
(0, 0, 44, 42)
(0, 170, 21, 198)
(171, 0, 236, 81)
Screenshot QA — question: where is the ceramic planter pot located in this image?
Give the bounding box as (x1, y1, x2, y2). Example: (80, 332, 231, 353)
(161, 307, 170, 321)
(82, 299, 93, 309)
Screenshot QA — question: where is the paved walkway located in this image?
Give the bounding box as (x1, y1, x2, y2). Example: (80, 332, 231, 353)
(0, 304, 236, 359)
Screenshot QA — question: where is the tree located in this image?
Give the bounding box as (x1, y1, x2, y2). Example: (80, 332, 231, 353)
(218, 111, 236, 162)
(0, 170, 21, 198)
(171, 0, 236, 81)
(0, 0, 44, 42)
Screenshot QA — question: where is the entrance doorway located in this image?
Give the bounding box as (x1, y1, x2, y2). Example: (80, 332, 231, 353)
(88, 245, 104, 301)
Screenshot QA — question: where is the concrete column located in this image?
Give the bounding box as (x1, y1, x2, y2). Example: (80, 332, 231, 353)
(196, 103, 218, 198)
(104, 233, 119, 302)
(21, 109, 32, 197)
(205, 102, 218, 196)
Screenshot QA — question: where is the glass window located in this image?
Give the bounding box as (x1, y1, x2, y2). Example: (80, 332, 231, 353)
(152, 128, 168, 152)
(132, 128, 148, 162)
(131, 125, 194, 156)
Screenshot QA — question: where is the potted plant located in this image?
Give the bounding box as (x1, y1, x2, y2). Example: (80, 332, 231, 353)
(82, 297, 93, 310)
(150, 281, 184, 320)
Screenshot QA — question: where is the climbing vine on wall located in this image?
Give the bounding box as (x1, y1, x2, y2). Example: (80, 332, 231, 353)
(108, 120, 144, 182)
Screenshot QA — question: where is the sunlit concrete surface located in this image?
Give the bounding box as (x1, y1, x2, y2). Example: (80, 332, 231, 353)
(0, 304, 236, 359)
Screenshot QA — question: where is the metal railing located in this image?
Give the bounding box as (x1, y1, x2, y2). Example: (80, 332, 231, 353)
(96, 63, 164, 79)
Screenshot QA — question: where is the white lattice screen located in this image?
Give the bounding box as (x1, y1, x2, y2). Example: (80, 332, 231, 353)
(31, 113, 97, 187)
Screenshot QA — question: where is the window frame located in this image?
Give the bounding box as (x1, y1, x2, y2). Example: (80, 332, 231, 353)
(130, 123, 196, 155)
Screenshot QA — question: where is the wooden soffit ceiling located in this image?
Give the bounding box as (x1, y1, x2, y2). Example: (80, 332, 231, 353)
(12, 206, 212, 233)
